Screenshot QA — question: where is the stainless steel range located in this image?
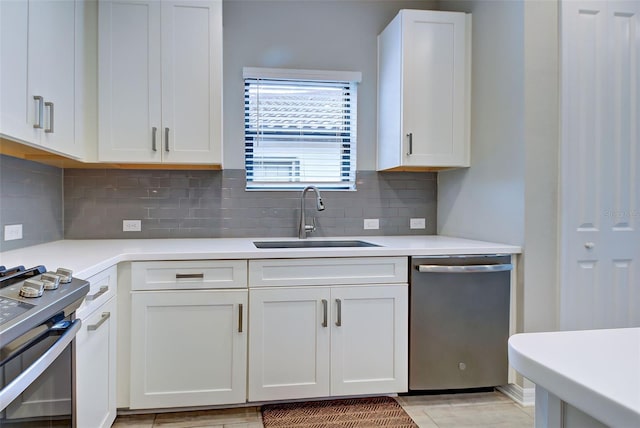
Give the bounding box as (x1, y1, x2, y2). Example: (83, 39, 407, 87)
(0, 265, 89, 427)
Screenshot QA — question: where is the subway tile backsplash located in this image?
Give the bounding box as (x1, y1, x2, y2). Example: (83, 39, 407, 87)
(64, 169, 437, 239)
(0, 155, 63, 252)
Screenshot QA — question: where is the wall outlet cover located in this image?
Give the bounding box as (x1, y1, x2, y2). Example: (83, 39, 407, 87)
(410, 218, 426, 229)
(4, 224, 23, 241)
(364, 218, 379, 230)
(123, 220, 142, 232)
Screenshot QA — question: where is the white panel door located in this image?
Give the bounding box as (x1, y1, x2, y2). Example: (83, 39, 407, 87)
(76, 297, 117, 428)
(248, 287, 331, 401)
(161, 0, 222, 164)
(402, 10, 468, 167)
(130, 290, 247, 409)
(330, 285, 408, 396)
(99, 0, 162, 162)
(560, 0, 640, 330)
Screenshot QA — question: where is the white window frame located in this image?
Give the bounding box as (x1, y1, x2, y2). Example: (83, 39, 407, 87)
(243, 67, 361, 191)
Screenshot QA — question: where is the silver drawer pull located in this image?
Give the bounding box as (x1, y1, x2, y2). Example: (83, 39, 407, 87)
(44, 101, 54, 133)
(416, 264, 513, 274)
(88, 312, 110, 331)
(335, 299, 342, 327)
(33, 96, 44, 129)
(321, 299, 328, 328)
(86, 285, 109, 301)
(175, 273, 204, 279)
(152, 126, 158, 151)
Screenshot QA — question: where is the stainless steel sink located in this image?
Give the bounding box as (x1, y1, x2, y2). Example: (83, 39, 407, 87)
(253, 240, 381, 249)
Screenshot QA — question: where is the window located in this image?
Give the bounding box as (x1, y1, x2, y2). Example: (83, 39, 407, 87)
(244, 68, 361, 190)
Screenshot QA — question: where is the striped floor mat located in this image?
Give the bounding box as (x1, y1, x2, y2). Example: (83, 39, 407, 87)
(261, 396, 418, 427)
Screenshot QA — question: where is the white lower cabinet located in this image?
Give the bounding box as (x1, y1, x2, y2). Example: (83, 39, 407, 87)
(76, 265, 118, 428)
(248, 284, 408, 402)
(129, 289, 247, 409)
(76, 297, 117, 428)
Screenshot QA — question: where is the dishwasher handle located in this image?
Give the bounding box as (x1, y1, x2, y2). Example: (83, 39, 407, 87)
(416, 264, 513, 274)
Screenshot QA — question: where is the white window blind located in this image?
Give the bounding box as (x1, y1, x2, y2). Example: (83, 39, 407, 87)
(244, 68, 360, 190)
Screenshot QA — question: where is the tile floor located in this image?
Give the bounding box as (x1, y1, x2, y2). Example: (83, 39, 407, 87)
(112, 391, 534, 428)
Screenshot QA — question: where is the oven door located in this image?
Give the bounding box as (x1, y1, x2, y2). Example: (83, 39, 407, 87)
(0, 316, 81, 427)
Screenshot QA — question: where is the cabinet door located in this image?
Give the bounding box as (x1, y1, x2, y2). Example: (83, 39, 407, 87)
(0, 0, 32, 143)
(161, 0, 222, 164)
(30, 0, 77, 157)
(0, 0, 77, 155)
(130, 290, 247, 409)
(248, 287, 331, 401)
(76, 297, 117, 428)
(402, 10, 469, 167)
(330, 285, 408, 396)
(98, 0, 162, 162)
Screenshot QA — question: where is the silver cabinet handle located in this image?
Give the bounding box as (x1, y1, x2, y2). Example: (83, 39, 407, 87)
(88, 312, 111, 331)
(584, 242, 595, 249)
(33, 96, 44, 129)
(321, 299, 328, 327)
(238, 303, 243, 333)
(86, 285, 109, 301)
(175, 273, 204, 279)
(44, 102, 54, 133)
(152, 127, 158, 151)
(406, 132, 413, 156)
(165, 127, 170, 152)
(416, 264, 513, 273)
(335, 299, 342, 327)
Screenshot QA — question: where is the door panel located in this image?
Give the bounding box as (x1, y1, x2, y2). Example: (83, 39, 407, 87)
(560, 0, 640, 330)
(248, 287, 330, 401)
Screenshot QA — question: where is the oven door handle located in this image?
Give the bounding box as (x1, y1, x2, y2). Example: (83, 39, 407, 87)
(416, 264, 513, 273)
(0, 319, 81, 411)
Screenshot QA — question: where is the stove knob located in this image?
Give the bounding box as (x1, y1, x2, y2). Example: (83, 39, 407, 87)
(41, 273, 60, 290)
(20, 279, 45, 298)
(55, 268, 73, 284)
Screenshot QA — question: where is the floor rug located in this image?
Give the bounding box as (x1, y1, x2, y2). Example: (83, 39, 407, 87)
(261, 396, 418, 427)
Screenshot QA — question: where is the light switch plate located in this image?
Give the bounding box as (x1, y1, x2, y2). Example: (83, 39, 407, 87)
(123, 220, 142, 232)
(364, 219, 379, 230)
(4, 224, 23, 241)
(410, 218, 426, 229)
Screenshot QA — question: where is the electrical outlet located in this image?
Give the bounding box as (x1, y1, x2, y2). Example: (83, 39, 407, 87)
(363, 218, 379, 230)
(4, 224, 23, 241)
(123, 220, 142, 232)
(410, 218, 426, 229)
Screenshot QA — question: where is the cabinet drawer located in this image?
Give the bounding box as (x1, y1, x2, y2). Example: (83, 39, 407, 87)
(249, 257, 408, 287)
(131, 260, 247, 290)
(77, 265, 117, 318)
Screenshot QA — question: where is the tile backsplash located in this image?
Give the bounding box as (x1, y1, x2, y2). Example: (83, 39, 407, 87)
(64, 169, 437, 239)
(0, 155, 64, 252)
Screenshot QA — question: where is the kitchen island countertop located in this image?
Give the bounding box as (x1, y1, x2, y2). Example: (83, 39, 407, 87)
(509, 328, 640, 427)
(0, 235, 520, 279)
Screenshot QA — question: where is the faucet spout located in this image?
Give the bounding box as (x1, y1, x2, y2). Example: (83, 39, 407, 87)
(298, 186, 325, 239)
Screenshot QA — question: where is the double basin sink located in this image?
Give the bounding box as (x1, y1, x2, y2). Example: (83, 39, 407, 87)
(253, 240, 380, 249)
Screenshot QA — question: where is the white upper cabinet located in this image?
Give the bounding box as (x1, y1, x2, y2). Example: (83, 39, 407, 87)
(0, 0, 83, 158)
(98, 0, 222, 165)
(377, 9, 471, 171)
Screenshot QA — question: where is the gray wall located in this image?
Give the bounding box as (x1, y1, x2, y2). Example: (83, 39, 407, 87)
(64, 169, 436, 239)
(0, 155, 63, 252)
(222, 0, 436, 169)
(436, 0, 525, 247)
(436, 0, 560, 339)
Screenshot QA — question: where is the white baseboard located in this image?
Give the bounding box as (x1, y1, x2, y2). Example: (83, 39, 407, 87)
(497, 383, 535, 407)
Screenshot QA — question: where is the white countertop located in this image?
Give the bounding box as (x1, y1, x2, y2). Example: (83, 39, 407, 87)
(508, 328, 640, 427)
(0, 235, 520, 279)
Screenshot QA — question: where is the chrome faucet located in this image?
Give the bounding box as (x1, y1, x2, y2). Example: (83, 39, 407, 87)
(298, 186, 325, 239)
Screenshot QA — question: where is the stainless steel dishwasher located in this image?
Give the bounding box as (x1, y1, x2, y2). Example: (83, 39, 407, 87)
(409, 255, 512, 391)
